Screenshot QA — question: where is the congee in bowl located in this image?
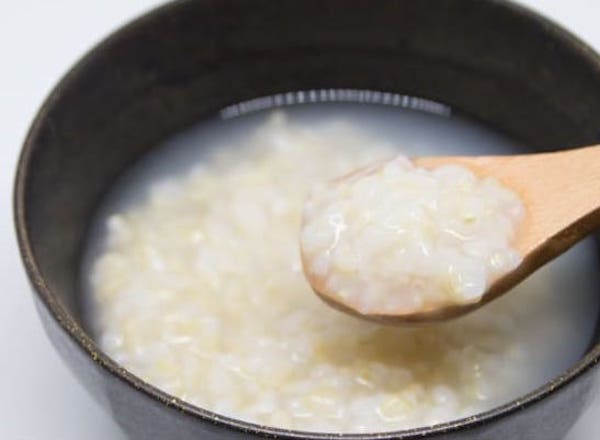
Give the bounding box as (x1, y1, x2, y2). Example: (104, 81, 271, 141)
(83, 97, 600, 433)
(16, 0, 600, 438)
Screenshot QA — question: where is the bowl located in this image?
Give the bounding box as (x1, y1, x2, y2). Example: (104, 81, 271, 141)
(14, 0, 600, 439)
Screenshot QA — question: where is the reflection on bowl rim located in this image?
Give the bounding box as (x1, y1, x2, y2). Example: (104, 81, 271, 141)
(13, 0, 600, 438)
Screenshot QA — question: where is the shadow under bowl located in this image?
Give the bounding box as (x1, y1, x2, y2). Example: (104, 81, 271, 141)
(14, 0, 600, 439)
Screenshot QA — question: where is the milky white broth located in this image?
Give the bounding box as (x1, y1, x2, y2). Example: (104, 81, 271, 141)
(83, 101, 600, 433)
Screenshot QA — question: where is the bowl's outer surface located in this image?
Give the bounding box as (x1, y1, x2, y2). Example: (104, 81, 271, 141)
(15, 0, 600, 439)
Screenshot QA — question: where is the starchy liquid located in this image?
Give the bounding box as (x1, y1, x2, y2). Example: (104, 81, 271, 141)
(84, 101, 599, 433)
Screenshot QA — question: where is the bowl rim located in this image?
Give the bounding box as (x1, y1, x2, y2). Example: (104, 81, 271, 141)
(13, 0, 600, 438)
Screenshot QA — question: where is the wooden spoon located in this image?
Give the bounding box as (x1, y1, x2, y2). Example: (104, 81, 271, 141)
(303, 145, 600, 325)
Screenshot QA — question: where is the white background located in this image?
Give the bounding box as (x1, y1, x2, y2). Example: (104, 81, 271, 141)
(1, 1, 599, 438)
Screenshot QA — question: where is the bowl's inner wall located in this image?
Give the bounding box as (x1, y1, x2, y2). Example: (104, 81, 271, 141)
(22, 0, 600, 341)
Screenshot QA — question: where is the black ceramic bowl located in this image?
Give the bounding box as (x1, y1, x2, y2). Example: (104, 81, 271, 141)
(14, 0, 600, 439)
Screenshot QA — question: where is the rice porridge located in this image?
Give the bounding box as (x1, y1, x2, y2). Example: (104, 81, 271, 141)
(84, 102, 599, 433)
(301, 156, 524, 315)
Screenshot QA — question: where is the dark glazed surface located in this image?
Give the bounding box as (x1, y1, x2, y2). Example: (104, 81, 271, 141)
(14, 0, 600, 439)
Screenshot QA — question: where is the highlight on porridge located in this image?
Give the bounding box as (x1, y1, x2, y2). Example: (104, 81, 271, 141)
(86, 107, 597, 433)
(301, 155, 524, 315)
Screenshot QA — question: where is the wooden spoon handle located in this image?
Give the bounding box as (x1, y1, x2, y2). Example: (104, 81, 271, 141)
(418, 144, 600, 266)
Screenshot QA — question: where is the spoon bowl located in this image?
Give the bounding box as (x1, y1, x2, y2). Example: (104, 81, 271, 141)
(305, 145, 600, 324)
